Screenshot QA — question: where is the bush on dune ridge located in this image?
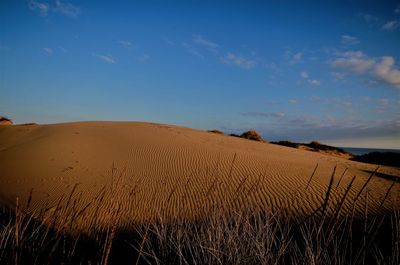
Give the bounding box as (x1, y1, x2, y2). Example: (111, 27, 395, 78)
(0, 165, 399, 265)
(0, 116, 12, 125)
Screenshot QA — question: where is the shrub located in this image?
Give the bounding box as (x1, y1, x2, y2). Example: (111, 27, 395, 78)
(240, 130, 266, 142)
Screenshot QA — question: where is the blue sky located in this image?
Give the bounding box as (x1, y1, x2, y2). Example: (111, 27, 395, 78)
(1, 0, 399, 148)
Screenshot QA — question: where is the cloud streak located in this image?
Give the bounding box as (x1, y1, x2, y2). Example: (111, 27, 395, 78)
(93, 54, 115, 64)
(341, 35, 359, 45)
(192, 34, 219, 50)
(382, 20, 400, 31)
(182, 42, 204, 58)
(43, 47, 53, 54)
(28, 0, 80, 18)
(221, 52, 256, 69)
(287, 52, 303, 65)
(236, 113, 399, 144)
(118, 40, 132, 48)
(241, 112, 285, 118)
(28, 0, 49, 16)
(54, 0, 80, 18)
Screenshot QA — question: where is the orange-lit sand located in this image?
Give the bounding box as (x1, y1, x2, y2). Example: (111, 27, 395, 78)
(0, 122, 399, 232)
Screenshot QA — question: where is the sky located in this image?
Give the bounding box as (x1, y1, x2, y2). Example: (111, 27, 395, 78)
(0, 0, 399, 149)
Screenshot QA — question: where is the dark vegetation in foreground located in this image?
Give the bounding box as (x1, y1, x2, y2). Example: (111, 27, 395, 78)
(351, 152, 400, 168)
(1, 207, 399, 265)
(1, 168, 399, 265)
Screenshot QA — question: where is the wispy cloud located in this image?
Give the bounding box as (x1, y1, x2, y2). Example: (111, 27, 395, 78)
(382, 20, 400, 31)
(300, 71, 320, 86)
(28, 0, 49, 16)
(288, 99, 298, 104)
(28, 0, 80, 18)
(241, 112, 285, 118)
(221, 52, 256, 69)
(341, 35, 359, 45)
(306, 95, 321, 102)
(118, 40, 132, 48)
(300, 71, 309, 79)
(182, 42, 204, 58)
(93, 53, 116, 64)
(308, 79, 321, 86)
(43, 47, 53, 54)
(332, 72, 346, 81)
(192, 34, 219, 50)
(230, 107, 399, 144)
(54, 0, 80, 18)
(286, 51, 303, 65)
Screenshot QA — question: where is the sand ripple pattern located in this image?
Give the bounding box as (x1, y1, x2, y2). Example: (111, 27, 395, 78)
(0, 122, 399, 232)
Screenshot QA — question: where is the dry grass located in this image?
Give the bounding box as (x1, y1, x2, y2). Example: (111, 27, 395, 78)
(0, 165, 399, 265)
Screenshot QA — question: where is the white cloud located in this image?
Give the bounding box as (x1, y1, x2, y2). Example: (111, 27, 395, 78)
(59, 46, 67, 52)
(93, 54, 115, 64)
(221, 52, 256, 69)
(300, 71, 309, 79)
(291, 52, 303, 65)
(382, 20, 400, 31)
(332, 72, 346, 81)
(28, 0, 80, 18)
(308, 79, 321, 86)
(307, 96, 321, 102)
(341, 35, 359, 45)
(192, 34, 219, 50)
(28, 0, 49, 16)
(54, 0, 80, 18)
(284, 50, 303, 65)
(331, 51, 375, 73)
(373, 57, 400, 88)
(331, 51, 400, 89)
(43, 47, 53, 54)
(288, 99, 298, 104)
(300, 71, 320, 86)
(118, 40, 132, 48)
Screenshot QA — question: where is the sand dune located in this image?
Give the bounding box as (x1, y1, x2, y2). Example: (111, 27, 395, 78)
(0, 121, 399, 232)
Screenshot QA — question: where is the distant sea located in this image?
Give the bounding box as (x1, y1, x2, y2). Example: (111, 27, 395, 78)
(340, 147, 400, 156)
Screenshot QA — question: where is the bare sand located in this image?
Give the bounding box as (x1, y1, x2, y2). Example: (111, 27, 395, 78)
(0, 122, 399, 232)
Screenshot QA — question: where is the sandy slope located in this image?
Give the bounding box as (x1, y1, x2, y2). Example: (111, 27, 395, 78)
(0, 122, 399, 231)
